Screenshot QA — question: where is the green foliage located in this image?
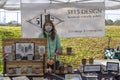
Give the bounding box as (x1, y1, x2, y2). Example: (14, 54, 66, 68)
(106, 19, 120, 26)
(7, 21, 21, 26)
(114, 20, 120, 26)
(0, 26, 120, 69)
(105, 26, 120, 37)
(105, 19, 114, 26)
(0, 59, 3, 73)
(0, 26, 21, 38)
(0, 26, 21, 72)
(60, 26, 120, 68)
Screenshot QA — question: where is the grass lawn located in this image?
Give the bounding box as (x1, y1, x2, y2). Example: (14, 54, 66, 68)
(0, 26, 120, 70)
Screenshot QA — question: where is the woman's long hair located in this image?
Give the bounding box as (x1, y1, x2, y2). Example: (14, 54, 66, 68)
(43, 20, 56, 41)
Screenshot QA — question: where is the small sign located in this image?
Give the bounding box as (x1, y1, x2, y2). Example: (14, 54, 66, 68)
(38, 46, 45, 54)
(4, 46, 12, 53)
(83, 65, 101, 73)
(65, 74, 82, 80)
(15, 42, 34, 57)
(107, 62, 119, 72)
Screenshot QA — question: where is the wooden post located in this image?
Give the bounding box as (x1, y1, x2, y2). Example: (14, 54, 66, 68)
(43, 54, 45, 73)
(54, 53, 56, 73)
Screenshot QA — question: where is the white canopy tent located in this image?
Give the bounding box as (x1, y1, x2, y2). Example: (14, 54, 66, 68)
(0, 0, 120, 10)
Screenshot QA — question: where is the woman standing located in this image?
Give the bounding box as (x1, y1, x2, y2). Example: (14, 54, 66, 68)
(39, 20, 61, 71)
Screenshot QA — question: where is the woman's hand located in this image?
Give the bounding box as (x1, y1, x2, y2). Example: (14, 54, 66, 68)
(47, 59, 54, 65)
(50, 59, 54, 65)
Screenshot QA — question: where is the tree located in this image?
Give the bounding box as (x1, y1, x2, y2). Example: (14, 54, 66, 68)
(114, 20, 120, 26)
(7, 20, 20, 26)
(105, 19, 114, 26)
(105, 20, 108, 25)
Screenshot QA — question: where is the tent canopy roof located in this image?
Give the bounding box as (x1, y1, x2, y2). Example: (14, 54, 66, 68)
(0, 0, 120, 10)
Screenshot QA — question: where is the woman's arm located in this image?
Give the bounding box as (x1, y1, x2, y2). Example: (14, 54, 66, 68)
(56, 34, 61, 50)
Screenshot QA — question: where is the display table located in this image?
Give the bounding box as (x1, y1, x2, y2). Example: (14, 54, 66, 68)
(44, 73, 65, 80)
(2, 70, 119, 80)
(44, 70, 119, 80)
(44, 70, 87, 80)
(98, 73, 117, 80)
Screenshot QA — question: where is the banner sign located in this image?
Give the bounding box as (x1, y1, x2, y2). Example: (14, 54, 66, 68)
(21, 2, 105, 38)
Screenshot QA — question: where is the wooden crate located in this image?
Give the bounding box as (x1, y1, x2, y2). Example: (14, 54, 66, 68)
(2, 38, 47, 77)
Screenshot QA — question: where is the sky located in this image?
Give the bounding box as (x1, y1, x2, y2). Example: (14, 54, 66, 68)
(0, 10, 21, 24)
(0, 9, 120, 24)
(105, 9, 120, 21)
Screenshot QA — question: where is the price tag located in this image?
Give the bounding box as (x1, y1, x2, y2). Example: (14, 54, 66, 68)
(107, 62, 119, 72)
(4, 46, 12, 53)
(65, 74, 82, 80)
(83, 65, 101, 72)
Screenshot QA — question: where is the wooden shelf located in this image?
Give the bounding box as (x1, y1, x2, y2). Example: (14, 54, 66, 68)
(55, 53, 75, 56)
(6, 60, 44, 67)
(54, 70, 74, 75)
(6, 60, 43, 62)
(2, 38, 47, 77)
(7, 73, 44, 76)
(54, 72, 65, 75)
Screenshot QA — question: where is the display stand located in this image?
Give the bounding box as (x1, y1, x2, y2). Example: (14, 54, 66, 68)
(54, 53, 75, 74)
(2, 38, 47, 77)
